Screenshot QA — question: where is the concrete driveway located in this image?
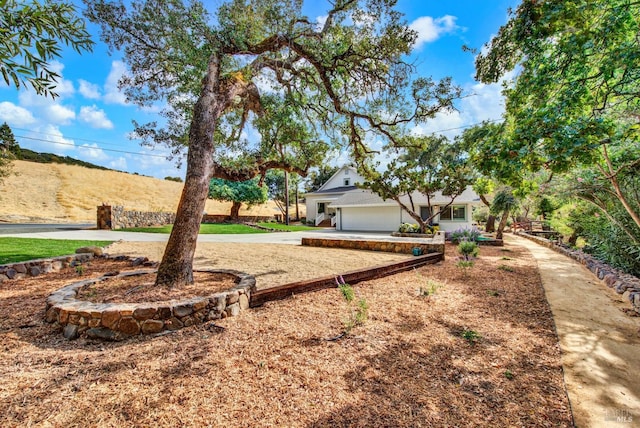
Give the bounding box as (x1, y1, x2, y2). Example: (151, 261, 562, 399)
(0, 228, 397, 244)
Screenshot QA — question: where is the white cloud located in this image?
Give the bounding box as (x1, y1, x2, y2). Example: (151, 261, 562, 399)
(79, 143, 109, 161)
(104, 61, 128, 105)
(44, 104, 76, 124)
(0, 102, 36, 126)
(19, 124, 75, 154)
(79, 105, 114, 129)
(78, 79, 101, 99)
(109, 156, 128, 171)
(316, 15, 328, 31)
(410, 15, 458, 48)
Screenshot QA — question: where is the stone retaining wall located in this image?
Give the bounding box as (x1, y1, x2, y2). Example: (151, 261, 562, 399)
(301, 237, 445, 255)
(97, 205, 176, 230)
(517, 232, 640, 314)
(45, 268, 256, 340)
(0, 253, 93, 282)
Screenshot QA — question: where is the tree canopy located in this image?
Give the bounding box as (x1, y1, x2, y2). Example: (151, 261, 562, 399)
(208, 178, 268, 219)
(84, 0, 460, 287)
(362, 135, 473, 233)
(1, 0, 93, 98)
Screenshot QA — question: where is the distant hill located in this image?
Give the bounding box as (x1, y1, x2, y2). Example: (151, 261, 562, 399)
(0, 160, 283, 223)
(15, 147, 116, 172)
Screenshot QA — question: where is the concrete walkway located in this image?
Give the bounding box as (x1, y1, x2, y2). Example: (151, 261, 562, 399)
(507, 235, 639, 427)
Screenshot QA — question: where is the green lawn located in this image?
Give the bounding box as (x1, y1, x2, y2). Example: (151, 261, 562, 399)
(120, 223, 315, 234)
(0, 238, 113, 264)
(257, 222, 315, 231)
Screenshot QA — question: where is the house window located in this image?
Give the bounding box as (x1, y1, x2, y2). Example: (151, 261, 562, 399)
(439, 205, 466, 221)
(344, 178, 350, 186)
(318, 202, 325, 214)
(345, 169, 350, 175)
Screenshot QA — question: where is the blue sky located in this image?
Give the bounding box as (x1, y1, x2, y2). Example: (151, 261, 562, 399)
(0, 0, 519, 179)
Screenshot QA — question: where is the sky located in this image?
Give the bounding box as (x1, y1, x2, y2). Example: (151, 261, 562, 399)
(0, 0, 520, 179)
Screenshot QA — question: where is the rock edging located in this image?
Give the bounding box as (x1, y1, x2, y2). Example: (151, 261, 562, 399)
(45, 268, 256, 340)
(516, 232, 640, 314)
(0, 253, 94, 282)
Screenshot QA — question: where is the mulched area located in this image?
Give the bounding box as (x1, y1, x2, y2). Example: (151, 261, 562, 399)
(0, 243, 573, 427)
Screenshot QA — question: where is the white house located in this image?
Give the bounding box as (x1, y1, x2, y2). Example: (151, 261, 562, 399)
(306, 165, 481, 232)
(304, 166, 364, 226)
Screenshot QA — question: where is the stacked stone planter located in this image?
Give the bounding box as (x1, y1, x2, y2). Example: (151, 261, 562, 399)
(516, 232, 640, 314)
(45, 268, 256, 340)
(0, 254, 93, 282)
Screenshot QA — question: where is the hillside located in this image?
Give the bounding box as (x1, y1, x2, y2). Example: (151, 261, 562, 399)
(0, 160, 283, 223)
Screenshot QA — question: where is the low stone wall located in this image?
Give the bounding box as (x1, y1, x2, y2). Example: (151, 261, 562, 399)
(0, 253, 93, 282)
(97, 205, 175, 230)
(46, 268, 256, 340)
(516, 232, 640, 314)
(301, 236, 445, 255)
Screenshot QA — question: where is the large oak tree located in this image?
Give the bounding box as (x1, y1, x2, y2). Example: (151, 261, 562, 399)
(85, 0, 459, 287)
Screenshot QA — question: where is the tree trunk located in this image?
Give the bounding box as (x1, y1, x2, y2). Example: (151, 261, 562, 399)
(495, 209, 510, 240)
(155, 55, 226, 288)
(295, 186, 299, 221)
(485, 215, 496, 233)
(284, 170, 289, 225)
(230, 201, 241, 220)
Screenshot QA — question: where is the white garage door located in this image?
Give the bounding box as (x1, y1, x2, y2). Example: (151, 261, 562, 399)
(339, 206, 400, 231)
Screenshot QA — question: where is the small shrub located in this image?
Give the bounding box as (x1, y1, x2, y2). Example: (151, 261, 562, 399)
(336, 276, 368, 336)
(504, 370, 514, 380)
(486, 289, 501, 297)
(497, 264, 514, 272)
(75, 264, 85, 276)
(461, 329, 481, 344)
(398, 223, 420, 233)
(417, 278, 444, 297)
(456, 240, 479, 276)
(450, 227, 481, 243)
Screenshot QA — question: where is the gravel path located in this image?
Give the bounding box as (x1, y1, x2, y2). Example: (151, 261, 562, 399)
(508, 235, 640, 427)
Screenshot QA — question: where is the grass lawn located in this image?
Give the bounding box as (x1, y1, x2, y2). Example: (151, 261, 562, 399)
(257, 222, 315, 231)
(0, 238, 113, 264)
(121, 223, 314, 234)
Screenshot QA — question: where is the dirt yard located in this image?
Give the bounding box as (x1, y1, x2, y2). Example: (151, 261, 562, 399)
(0, 242, 573, 427)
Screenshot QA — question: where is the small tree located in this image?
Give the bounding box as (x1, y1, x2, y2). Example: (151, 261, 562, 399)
(363, 134, 472, 233)
(208, 178, 268, 220)
(0, 123, 19, 183)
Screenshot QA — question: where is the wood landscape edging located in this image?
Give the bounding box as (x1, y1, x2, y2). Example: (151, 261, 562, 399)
(250, 252, 444, 307)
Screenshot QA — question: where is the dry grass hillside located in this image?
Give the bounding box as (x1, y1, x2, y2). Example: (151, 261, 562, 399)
(0, 160, 285, 223)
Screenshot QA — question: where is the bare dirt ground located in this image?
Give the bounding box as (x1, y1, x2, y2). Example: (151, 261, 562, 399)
(0, 242, 574, 427)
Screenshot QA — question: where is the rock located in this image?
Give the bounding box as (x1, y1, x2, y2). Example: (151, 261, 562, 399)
(29, 266, 41, 277)
(131, 257, 148, 267)
(225, 303, 240, 317)
(76, 246, 103, 256)
(63, 324, 79, 340)
(133, 306, 157, 321)
(165, 317, 183, 331)
(101, 310, 121, 329)
(13, 264, 27, 274)
(141, 319, 164, 334)
(226, 291, 240, 305)
(5, 268, 17, 279)
(239, 294, 249, 310)
(87, 327, 120, 341)
(117, 317, 140, 335)
(173, 303, 193, 318)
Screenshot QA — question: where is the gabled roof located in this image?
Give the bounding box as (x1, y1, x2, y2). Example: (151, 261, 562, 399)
(316, 165, 361, 192)
(330, 187, 481, 208)
(306, 185, 358, 196)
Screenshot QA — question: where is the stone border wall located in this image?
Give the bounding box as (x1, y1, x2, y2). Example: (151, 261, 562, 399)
(97, 205, 176, 230)
(97, 206, 275, 229)
(301, 236, 445, 255)
(516, 232, 640, 314)
(251, 252, 444, 307)
(45, 268, 256, 340)
(0, 253, 93, 282)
